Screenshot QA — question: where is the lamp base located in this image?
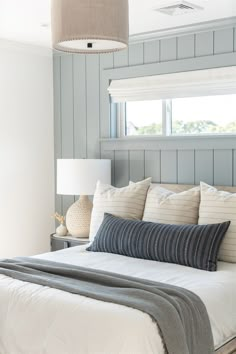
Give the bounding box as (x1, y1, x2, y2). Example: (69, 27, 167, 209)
(66, 196, 93, 237)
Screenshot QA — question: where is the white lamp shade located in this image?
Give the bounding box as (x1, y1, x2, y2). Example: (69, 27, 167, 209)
(57, 159, 111, 196)
(51, 0, 129, 54)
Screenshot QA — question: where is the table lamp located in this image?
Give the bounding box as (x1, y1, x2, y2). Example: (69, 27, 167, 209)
(57, 159, 111, 237)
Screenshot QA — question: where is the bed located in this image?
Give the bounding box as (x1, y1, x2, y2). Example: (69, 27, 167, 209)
(0, 184, 236, 354)
(0, 245, 235, 354)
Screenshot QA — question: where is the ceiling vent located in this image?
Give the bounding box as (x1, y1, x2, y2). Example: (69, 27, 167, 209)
(155, 1, 204, 16)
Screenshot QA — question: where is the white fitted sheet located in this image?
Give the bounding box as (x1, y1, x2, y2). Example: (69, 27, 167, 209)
(0, 245, 235, 354)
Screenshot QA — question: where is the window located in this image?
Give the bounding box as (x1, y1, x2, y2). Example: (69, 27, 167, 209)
(172, 95, 236, 135)
(122, 94, 236, 137)
(126, 100, 162, 135)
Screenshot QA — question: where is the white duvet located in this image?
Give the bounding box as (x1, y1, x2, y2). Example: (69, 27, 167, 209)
(0, 246, 236, 354)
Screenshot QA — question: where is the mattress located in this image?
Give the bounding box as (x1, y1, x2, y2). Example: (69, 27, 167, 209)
(0, 245, 236, 354)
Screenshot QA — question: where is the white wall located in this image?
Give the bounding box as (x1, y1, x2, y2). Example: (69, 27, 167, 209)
(0, 42, 54, 257)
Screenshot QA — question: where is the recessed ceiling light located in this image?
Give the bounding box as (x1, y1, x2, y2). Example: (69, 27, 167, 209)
(41, 23, 50, 28)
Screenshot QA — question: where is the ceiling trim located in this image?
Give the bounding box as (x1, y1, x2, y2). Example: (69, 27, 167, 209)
(129, 16, 236, 44)
(3, 15, 234, 55)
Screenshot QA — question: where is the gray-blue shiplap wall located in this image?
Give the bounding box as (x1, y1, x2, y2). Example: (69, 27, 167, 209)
(53, 26, 236, 214)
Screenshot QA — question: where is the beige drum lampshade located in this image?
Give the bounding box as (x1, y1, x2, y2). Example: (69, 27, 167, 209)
(51, 0, 129, 53)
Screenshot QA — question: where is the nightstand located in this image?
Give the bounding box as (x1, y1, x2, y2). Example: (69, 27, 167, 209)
(50, 233, 90, 252)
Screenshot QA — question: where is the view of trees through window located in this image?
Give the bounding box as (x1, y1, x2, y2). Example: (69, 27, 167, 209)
(125, 94, 236, 136)
(126, 100, 162, 135)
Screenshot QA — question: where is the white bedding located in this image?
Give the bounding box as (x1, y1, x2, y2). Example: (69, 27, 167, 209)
(0, 246, 236, 354)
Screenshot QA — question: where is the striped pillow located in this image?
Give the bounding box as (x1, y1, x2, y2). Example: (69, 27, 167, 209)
(89, 178, 151, 241)
(198, 182, 236, 263)
(143, 185, 200, 225)
(87, 214, 230, 271)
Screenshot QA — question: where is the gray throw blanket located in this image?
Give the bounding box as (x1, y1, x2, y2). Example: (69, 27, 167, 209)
(0, 257, 214, 354)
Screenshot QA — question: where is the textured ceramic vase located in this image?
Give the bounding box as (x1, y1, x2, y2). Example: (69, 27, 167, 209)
(66, 196, 93, 237)
(56, 223, 68, 236)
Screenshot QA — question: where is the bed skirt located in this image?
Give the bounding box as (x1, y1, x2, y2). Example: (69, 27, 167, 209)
(215, 338, 236, 354)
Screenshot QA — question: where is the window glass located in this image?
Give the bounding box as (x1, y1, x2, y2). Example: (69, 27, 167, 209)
(171, 95, 236, 134)
(126, 100, 162, 136)
(124, 94, 236, 136)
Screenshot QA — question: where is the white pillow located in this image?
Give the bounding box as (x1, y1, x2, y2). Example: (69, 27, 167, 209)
(198, 182, 236, 263)
(143, 185, 200, 225)
(89, 178, 151, 241)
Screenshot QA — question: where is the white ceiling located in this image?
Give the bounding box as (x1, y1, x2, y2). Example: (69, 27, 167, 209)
(0, 0, 235, 49)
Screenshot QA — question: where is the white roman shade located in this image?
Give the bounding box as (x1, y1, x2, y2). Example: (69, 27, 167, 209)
(108, 66, 236, 102)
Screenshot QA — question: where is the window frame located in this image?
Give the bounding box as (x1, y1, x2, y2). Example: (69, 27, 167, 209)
(117, 99, 173, 138)
(117, 96, 236, 138)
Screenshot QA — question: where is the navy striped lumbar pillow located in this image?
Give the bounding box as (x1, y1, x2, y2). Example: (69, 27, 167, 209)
(87, 213, 230, 271)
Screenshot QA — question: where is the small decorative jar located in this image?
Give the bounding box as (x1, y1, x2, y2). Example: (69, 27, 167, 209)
(56, 223, 68, 236)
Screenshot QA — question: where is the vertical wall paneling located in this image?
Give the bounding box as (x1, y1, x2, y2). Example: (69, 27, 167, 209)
(214, 28, 234, 54)
(128, 43, 144, 66)
(213, 149, 233, 186)
(60, 55, 74, 158)
(145, 150, 161, 182)
(195, 31, 214, 57)
(177, 35, 195, 59)
(129, 150, 145, 182)
(86, 55, 100, 158)
(54, 24, 236, 190)
(60, 55, 75, 214)
(100, 53, 114, 70)
(100, 54, 114, 138)
(101, 149, 115, 185)
(113, 49, 129, 68)
(101, 142, 236, 187)
(144, 40, 160, 64)
(160, 38, 177, 62)
(53, 56, 62, 214)
(114, 150, 129, 187)
(195, 150, 214, 185)
(177, 150, 195, 184)
(161, 150, 177, 183)
(73, 55, 87, 159)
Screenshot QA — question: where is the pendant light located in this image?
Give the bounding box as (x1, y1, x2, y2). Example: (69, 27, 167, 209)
(51, 0, 129, 54)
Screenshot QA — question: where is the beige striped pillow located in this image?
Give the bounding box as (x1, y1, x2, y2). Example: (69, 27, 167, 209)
(89, 178, 151, 241)
(198, 182, 236, 263)
(143, 185, 200, 225)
